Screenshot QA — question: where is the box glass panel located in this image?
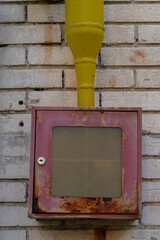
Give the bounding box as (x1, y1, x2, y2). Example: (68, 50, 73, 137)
(51, 126, 122, 198)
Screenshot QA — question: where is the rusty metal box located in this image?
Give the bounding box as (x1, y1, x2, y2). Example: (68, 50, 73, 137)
(29, 107, 142, 219)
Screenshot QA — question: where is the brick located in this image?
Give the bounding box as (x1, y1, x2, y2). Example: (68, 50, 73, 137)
(0, 134, 30, 157)
(142, 113, 160, 133)
(65, 69, 134, 88)
(0, 5, 25, 22)
(28, 90, 77, 108)
(0, 92, 26, 111)
(0, 47, 25, 65)
(0, 25, 61, 44)
(136, 69, 160, 88)
(101, 47, 160, 66)
(0, 206, 61, 226)
(28, 47, 74, 65)
(142, 135, 160, 156)
(28, 4, 65, 23)
(106, 230, 160, 240)
(0, 157, 29, 179)
(0, 182, 26, 202)
(142, 182, 160, 202)
(0, 69, 62, 89)
(142, 206, 160, 225)
(0, 230, 26, 240)
(104, 5, 160, 22)
(142, 159, 160, 179)
(0, 114, 31, 134)
(103, 25, 134, 44)
(28, 230, 94, 240)
(138, 25, 160, 43)
(102, 91, 160, 110)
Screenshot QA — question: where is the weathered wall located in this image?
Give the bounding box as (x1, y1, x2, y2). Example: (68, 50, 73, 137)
(0, 0, 160, 239)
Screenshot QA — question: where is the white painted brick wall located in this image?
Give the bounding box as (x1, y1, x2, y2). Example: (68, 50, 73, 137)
(0, 230, 26, 240)
(106, 230, 160, 240)
(28, 230, 95, 240)
(0, 5, 25, 22)
(142, 159, 160, 179)
(0, 157, 29, 179)
(0, 47, 25, 65)
(103, 25, 134, 44)
(65, 69, 134, 88)
(138, 25, 160, 43)
(0, 92, 26, 111)
(0, 182, 26, 202)
(136, 70, 160, 88)
(28, 46, 74, 65)
(0, 114, 31, 134)
(28, 5, 65, 23)
(104, 5, 160, 22)
(0, 0, 160, 238)
(101, 47, 160, 66)
(0, 25, 61, 44)
(0, 69, 62, 88)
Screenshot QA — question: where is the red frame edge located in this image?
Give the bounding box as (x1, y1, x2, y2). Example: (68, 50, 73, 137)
(28, 107, 142, 220)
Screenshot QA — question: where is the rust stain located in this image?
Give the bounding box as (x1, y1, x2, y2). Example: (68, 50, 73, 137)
(109, 76, 117, 87)
(82, 112, 88, 121)
(36, 113, 43, 124)
(95, 230, 104, 240)
(44, 46, 53, 65)
(44, 24, 53, 43)
(58, 181, 137, 214)
(122, 132, 126, 140)
(129, 50, 146, 63)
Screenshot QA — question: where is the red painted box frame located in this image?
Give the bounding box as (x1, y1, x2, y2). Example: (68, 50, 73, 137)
(29, 107, 142, 220)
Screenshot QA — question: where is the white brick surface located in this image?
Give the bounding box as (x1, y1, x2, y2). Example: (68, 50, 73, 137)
(28, 230, 95, 240)
(142, 182, 160, 202)
(138, 25, 160, 43)
(104, 5, 160, 22)
(28, 47, 74, 65)
(0, 69, 62, 88)
(0, 134, 30, 157)
(28, 90, 77, 108)
(0, 25, 61, 44)
(136, 69, 160, 88)
(142, 206, 160, 225)
(103, 25, 134, 44)
(0, 206, 61, 226)
(28, 4, 65, 23)
(102, 91, 160, 110)
(0, 230, 26, 240)
(142, 113, 160, 133)
(0, 5, 25, 22)
(0, 47, 25, 65)
(106, 230, 160, 240)
(65, 69, 134, 88)
(142, 135, 160, 156)
(0, 182, 26, 202)
(142, 159, 160, 179)
(0, 157, 29, 179)
(0, 92, 26, 111)
(0, 114, 31, 134)
(101, 47, 160, 66)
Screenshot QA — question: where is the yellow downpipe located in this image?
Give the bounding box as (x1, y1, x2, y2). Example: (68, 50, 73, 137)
(65, 0, 105, 107)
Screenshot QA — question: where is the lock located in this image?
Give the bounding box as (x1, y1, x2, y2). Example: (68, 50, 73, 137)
(37, 156, 46, 166)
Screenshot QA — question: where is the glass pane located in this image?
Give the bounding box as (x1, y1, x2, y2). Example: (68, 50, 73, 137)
(51, 127, 122, 198)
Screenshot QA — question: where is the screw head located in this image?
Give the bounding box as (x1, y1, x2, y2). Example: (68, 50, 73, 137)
(37, 156, 46, 166)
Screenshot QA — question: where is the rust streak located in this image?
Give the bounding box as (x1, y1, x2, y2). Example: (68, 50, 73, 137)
(58, 181, 138, 214)
(36, 113, 43, 124)
(82, 112, 88, 121)
(95, 230, 105, 240)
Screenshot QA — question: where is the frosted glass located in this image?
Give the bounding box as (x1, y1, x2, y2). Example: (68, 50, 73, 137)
(51, 127, 122, 198)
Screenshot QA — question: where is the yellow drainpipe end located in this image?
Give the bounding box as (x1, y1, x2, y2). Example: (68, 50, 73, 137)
(65, 0, 105, 107)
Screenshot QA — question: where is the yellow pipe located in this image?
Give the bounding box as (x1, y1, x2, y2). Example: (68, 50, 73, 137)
(65, 0, 105, 107)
